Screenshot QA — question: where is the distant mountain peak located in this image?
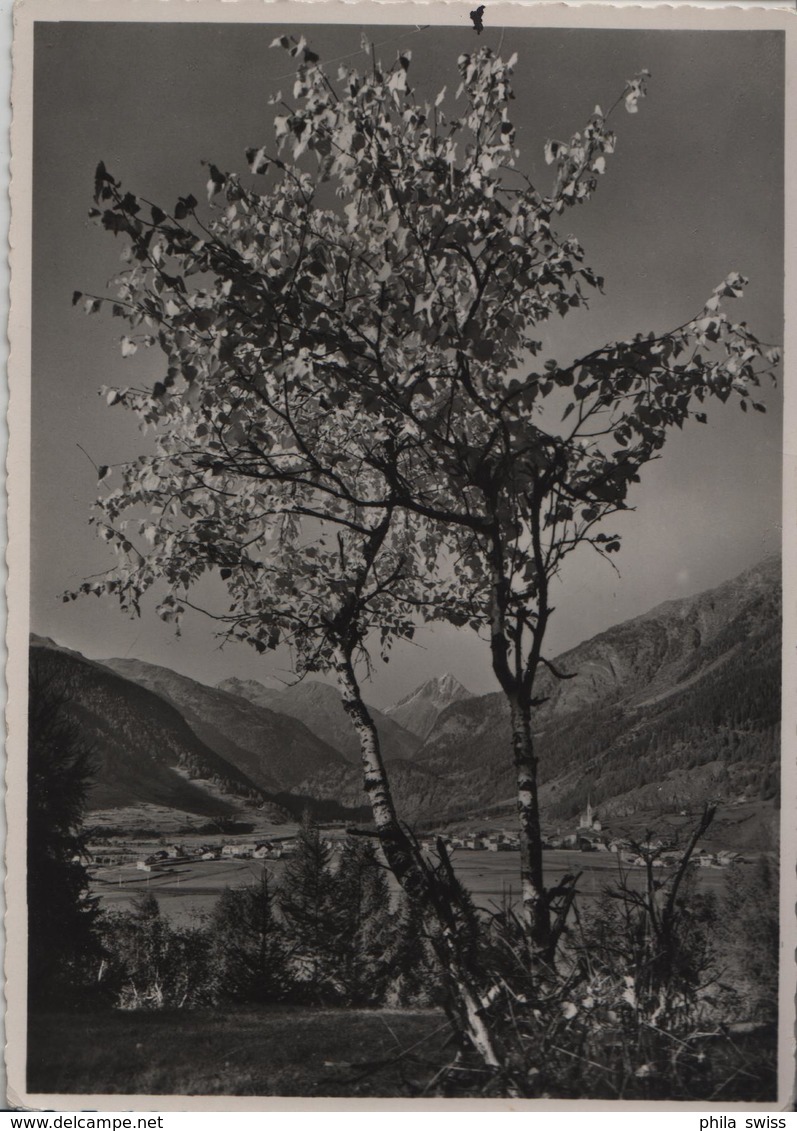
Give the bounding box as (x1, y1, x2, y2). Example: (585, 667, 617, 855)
(390, 672, 472, 710)
(386, 673, 474, 739)
(437, 672, 468, 695)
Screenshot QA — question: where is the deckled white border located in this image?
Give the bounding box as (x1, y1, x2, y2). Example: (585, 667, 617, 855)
(6, 0, 796, 1112)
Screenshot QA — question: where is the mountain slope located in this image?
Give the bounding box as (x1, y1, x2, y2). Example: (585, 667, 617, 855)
(412, 556, 781, 822)
(218, 677, 421, 763)
(29, 637, 266, 816)
(385, 673, 474, 739)
(102, 658, 347, 792)
(293, 757, 453, 826)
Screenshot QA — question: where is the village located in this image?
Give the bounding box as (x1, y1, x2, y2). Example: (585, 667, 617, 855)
(87, 800, 746, 877)
(439, 799, 744, 869)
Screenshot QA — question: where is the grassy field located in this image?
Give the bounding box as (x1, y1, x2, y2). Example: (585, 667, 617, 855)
(91, 848, 741, 925)
(27, 1006, 451, 1098)
(26, 1006, 777, 1101)
(93, 856, 280, 924)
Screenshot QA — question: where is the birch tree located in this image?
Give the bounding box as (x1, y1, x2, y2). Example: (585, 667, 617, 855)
(179, 38, 774, 950)
(73, 35, 778, 1057)
(72, 48, 511, 1063)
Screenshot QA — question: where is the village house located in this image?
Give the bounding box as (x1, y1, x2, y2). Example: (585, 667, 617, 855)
(485, 834, 514, 852)
(576, 828, 604, 852)
(221, 843, 257, 858)
(89, 849, 138, 867)
(659, 852, 682, 868)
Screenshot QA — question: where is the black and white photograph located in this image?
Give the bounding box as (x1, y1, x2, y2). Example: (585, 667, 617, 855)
(8, 0, 794, 1108)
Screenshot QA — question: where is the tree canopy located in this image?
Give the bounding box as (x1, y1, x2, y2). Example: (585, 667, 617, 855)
(71, 37, 779, 1060)
(72, 40, 777, 659)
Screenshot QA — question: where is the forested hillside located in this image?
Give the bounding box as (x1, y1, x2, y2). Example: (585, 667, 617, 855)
(412, 556, 781, 825)
(103, 658, 348, 791)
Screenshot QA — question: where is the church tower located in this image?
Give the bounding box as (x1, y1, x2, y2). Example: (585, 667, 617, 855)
(578, 797, 601, 831)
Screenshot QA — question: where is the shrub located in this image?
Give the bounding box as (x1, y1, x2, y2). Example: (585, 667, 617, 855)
(98, 894, 217, 1010)
(211, 871, 290, 1003)
(429, 809, 776, 1100)
(716, 854, 779, 1022)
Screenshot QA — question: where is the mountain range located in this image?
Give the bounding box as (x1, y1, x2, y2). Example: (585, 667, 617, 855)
(400, 555, 781, 833)
(217, 676, 422, 762)
(29, 556, 781, 840)
(102, 657, 348, 792)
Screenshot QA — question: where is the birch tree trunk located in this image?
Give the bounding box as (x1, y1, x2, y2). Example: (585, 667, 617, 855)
(332, 644, 512, 1084)
(486, 531, 551, 953)
(508, 695, 550, 951)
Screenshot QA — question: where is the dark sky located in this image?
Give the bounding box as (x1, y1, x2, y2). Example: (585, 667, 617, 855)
(30, 20, 784, 707)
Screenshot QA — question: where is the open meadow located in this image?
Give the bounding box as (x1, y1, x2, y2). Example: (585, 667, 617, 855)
(27, 1004, 776, 1100)
(90, 848, 742, 925)
(27, 1006, 452, 1098)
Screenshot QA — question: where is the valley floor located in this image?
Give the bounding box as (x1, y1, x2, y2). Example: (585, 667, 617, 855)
(90, 847, 751, 925)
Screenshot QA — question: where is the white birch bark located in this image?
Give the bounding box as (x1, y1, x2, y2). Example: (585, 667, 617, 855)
(332, 645, 511, 1083)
